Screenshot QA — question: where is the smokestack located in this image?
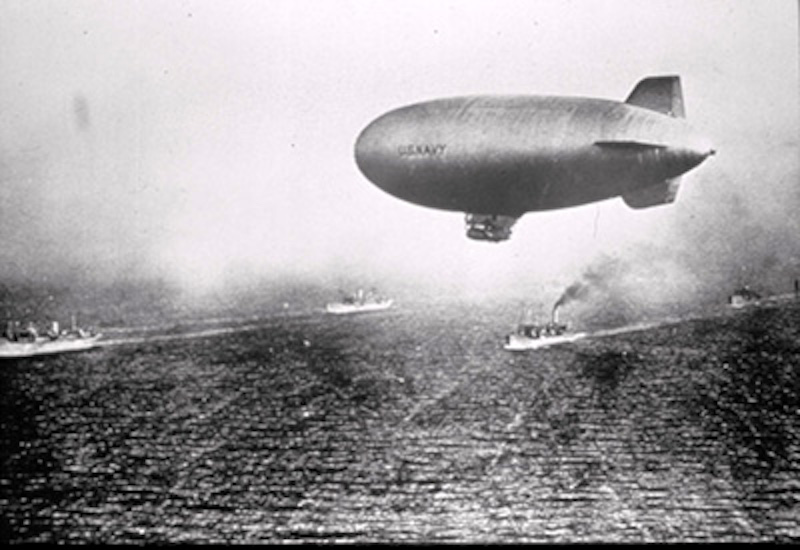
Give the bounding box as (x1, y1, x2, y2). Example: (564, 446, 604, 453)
(552, 304, 559, 325)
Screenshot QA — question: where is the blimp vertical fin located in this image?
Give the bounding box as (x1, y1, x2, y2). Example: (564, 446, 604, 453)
(622, 177, 682, 209)
(625, 76, 685, 118)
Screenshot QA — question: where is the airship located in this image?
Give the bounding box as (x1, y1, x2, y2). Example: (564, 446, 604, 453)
(354, 75, 714, 241)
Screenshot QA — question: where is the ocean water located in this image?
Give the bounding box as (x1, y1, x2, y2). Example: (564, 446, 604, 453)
(1, 298, 798, 543)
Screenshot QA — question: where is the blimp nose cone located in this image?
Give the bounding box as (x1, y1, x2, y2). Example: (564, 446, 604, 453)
(355, 110, 416, 198)
(354, 117, 388, 187)
(354, 124, 374, 173)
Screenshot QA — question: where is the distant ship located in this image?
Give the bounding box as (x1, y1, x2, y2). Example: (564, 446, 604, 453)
(0, 318, 102, 359)
(504, 304, 586, 351)
(326, 289, 394, 315)
(728, 286, 761, 309)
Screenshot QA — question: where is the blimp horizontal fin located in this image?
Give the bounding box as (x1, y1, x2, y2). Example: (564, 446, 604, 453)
(625, 76, 685, 118)
(594, 140, 668, 151)
(622, 177, 682, 209)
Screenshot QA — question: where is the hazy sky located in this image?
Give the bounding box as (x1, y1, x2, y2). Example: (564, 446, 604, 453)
(0, 0, 797, 301)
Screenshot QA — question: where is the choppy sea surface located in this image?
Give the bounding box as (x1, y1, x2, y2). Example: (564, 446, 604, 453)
(1, 297, 799, 543)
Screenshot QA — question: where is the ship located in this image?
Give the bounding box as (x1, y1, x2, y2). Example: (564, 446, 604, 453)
(728, 286, 761, 309)
(504, 303, 586, 351)
(325, 289, 394, 315)
(0, 317, 102, 359)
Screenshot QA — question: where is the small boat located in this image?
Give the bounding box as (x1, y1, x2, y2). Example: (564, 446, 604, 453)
(0, 318, 102, 359)
(504, 304, 585, 351)
(728, 286, 761, 309)
(326, 289, 394, 315)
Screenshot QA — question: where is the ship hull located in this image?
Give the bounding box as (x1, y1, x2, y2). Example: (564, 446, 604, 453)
(504, 331, 586, 351)
(325, 300, 394, 315)
(0, 335, 103, 359)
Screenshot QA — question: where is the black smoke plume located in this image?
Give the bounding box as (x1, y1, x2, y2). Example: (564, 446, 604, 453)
(553, 257, 623, 313)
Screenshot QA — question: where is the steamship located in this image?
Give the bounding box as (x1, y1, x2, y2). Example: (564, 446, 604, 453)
(325, 289, 394, 315)
(1, 318, 102, 359)
(504, 303, 586, 351)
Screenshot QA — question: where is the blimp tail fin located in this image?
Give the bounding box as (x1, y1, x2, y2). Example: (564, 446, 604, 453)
(594, 140, 667, 151)
(622, 177, 682, 209)
(625, 76, 685, 118)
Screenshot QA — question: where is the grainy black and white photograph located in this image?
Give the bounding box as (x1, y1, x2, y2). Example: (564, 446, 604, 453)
(1, 0, 798, 544)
